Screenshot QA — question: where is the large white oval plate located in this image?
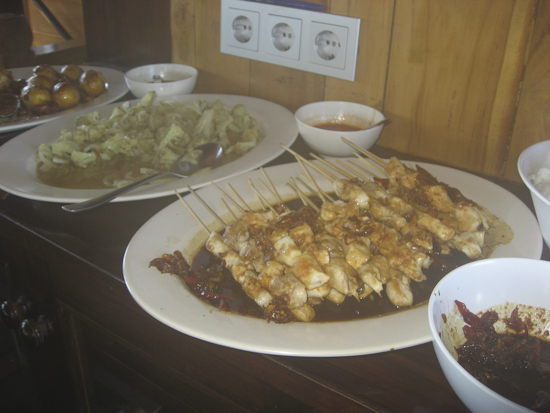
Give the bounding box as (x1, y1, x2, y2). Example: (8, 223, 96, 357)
(123, 160, 543, 357)
(0, 94, 298, 203)
(0, 65, 129, 133)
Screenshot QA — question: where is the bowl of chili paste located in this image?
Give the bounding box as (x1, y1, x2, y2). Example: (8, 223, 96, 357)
(428, 258, 550, 412)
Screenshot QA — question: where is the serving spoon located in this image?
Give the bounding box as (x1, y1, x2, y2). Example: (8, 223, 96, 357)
(62, 142, 223, 213)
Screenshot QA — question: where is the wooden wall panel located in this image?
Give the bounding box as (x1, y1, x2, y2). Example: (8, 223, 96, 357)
(504, 0, 550, 181)
(171, 0, 545, 181)
(382, 0, 535, 176)
(194, 0, 251, 95)
(324, 0, 393, 108)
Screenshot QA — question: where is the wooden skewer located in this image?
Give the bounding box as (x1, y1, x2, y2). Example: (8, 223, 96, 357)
(221, 198, 238, 221)
(248, 178, 278, 214)
(296, 157, 329, 204)
(287, 178, 320, 212)
(341, 137, 387, 167)
(353, 153, 386, 177)
(261, 167, 284, 204)
(281, 143, 341, 181)
(212, 182, 247, 214)
(227, 183, 252, 211)
(335, 159, 370, 181)
(296, 176, 336, 203)
(308, 153, 357, 180)
(256, 178, 290, 213)
(174, 191, 210, 234)
(186, 185, 226, 227)
(345, 158, 379, 179)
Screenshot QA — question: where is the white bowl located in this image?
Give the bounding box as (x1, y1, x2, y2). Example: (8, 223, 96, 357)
(428, 258, 550, 413)
(295, 101, 386, 157)
(124, 63, 198, 98)
(518, 140, 550, 249)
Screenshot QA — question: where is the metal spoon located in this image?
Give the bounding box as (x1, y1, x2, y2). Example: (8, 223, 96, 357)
(62, 142, 223, 213)
(366, 117, 390, 130)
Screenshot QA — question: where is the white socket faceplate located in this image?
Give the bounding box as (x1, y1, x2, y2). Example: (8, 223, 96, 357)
(220, 0, 361, 81)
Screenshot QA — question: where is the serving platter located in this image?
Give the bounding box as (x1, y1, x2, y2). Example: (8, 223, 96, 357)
(123, 159, 543, 357)
(0, 94, 298, 203)
(0, 65, 129, 133)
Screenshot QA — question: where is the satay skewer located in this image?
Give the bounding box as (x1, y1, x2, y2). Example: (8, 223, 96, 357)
(341, 137, 387, 167)
(352, 154, 386, 178)
(248, 178, 278, 214)
(335, 159, 371, 181)
(174, 191, 210, 234)
(186, 185, 227, 227)
(261, 167, 285, 204)
(212, 182, 247, 214)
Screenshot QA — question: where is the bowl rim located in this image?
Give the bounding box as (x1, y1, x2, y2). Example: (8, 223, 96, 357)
(428, 257, 550, 411)
(517, 140, 550, 208)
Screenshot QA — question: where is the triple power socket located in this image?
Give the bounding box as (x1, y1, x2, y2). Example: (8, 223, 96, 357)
(220, 0, 361, 81)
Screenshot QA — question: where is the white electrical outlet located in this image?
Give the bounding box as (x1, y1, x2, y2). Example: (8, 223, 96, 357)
(220, 0, 361, 81)
(224, 6, 260, 51)
(266, 14, 302, 60)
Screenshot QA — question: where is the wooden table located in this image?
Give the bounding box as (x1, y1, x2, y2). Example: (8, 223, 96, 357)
(0, 134, 547, 412)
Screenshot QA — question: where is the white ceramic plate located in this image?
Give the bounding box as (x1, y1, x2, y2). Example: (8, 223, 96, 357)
(0, 94, 298, 203)
(123, 160, 543, 357)
(0, 65, 129, 133)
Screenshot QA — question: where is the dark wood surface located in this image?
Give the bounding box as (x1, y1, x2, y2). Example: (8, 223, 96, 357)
(0, 130, 548, 411)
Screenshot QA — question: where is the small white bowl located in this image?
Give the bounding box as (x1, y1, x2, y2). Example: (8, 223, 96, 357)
(518, 140, 550, 249)
(428, 258, 550, 413)
(295, 101, 386, 157)
(124, 63, 198, 98)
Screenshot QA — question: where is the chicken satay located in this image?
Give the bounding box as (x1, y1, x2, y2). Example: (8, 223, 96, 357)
(334, 179, 370, 208)
(326, 288, 346, 304)
(257, 260, 308, 309)
(369, 199, 408, 229)
(323, 257, 361, 298)
(289, 221, 316, 249)
(292, 251, 331, 290)
(374, 228, 428, 282)
(291, 304, 316, 322)
(311, 230, 365, 299)
(360, 180, 435, 251)
(306, 283, 332, 299)
(385, 271, 413, 307)
(223, 209, 276, 251)
(341, 237, 384, 295)
(385, 156, 415, 185)
(416, 212, 455, 242)
(449, 231, 483, 259)
(269, 227, 302, 267)
(206, 232, 273, 309)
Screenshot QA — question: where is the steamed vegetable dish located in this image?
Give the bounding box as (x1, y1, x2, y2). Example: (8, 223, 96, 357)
(35, 93, 263, 189)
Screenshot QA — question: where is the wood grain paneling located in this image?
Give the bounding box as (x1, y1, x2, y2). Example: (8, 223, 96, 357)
(383, 0, 536, 176)
(505, 0, 550, 181)
(171, 0, 547, 181)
